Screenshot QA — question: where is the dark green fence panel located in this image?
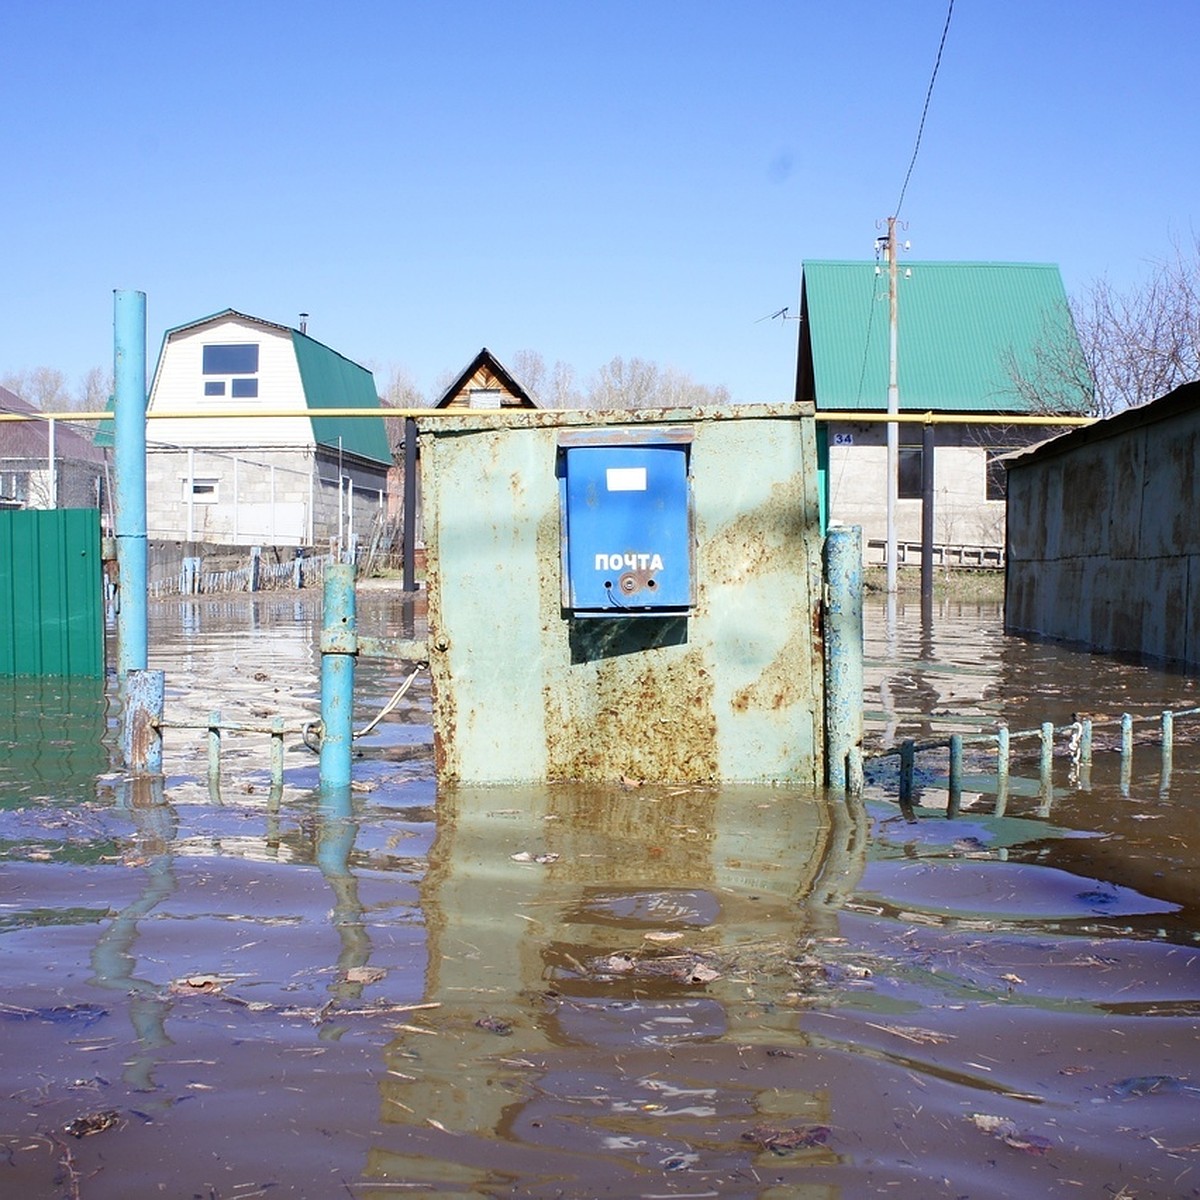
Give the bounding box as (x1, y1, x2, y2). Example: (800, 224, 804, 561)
(0, 509, 104, 677)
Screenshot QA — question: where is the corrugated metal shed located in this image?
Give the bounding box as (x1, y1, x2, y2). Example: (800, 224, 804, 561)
(797, 261, 1088, 413)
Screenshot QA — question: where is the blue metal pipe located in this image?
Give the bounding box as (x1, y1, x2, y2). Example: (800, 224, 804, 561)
(823, 525, 863, 789)
(320, 562, 358, 789)
(113, 290, 148, 678)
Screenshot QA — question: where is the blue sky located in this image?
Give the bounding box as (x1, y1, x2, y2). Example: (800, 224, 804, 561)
(2, 0, 1196, 404)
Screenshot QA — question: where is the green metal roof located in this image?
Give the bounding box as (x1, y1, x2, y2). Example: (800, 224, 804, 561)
(291, 330, 391, 466)
(798, 261, 1090, 413)
(95, 312, 393, 464)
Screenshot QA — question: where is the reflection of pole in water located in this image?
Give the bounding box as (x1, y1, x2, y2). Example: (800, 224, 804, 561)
(89, 776, 176, 1094)
(316, 786, 373, 1018)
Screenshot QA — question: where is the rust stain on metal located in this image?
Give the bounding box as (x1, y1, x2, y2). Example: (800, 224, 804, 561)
(730, 624, 814, 715)
(128, 709, 158, 767)
(423, 515, 458, 783)
(543, 642, 719, 783)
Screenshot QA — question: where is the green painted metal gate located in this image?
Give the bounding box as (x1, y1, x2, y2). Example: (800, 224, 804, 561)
(0, 509, 105, 677)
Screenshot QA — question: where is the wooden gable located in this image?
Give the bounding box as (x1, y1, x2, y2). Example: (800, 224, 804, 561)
(435, 348, 537, 410)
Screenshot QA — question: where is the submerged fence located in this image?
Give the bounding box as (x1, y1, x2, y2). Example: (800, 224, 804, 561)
(856, 705, 1200, 813)
(134, 550, 335, 598)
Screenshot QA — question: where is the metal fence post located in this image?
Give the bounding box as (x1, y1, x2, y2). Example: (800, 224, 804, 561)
(122, 669, 164, 774)
(208, 711, 222, 792)
(1038, 721, 1054, 815)
(995, 724, 1010, 816)
(319, 562, 358, 789)
(948, 733, 963, 817)
(1161, 710, 1174, 796)
(823, 525, 863, 790)
(114, 289, 148, 682)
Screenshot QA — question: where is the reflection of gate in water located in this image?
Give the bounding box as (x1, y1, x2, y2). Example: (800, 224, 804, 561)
(366, 785, 866, 1192)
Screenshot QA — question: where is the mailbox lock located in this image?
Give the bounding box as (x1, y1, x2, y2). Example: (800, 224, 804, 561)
(618, 573, 638, 595)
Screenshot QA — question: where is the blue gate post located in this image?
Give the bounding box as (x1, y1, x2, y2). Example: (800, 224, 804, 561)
(121, 668, 164, 774)
(113, 290, 149, 682)
(823, 525, 863, 790)
(319, 563, 357, 789)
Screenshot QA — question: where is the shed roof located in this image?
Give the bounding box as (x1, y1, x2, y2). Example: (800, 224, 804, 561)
(797, 261, 1089, 414)
(1005, 380, 1200, 470)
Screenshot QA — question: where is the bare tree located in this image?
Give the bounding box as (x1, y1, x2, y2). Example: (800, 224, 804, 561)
(374, 364, 425, 459)
(1075, 238, 1200, 414)
(586, 356, 661, 409)
(549, 360, 582, 408)
(584, 356, 731, 410)
(1011, 237, 1200, 417)
(510, 349, 547, 405)
(78, 366, 113, 411)
(2, 365, 112, 412)
(1, 366, 73, 410)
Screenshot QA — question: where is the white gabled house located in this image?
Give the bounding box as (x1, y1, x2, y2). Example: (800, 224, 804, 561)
(140, 309, 392, 551)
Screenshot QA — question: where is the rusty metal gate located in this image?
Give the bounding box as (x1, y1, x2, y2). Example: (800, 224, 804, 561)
(418, 405, 825, 786)
(0, 508, 104, 677)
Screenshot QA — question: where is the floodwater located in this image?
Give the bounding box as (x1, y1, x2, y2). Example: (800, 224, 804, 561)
(2, 586, 1199, 1199)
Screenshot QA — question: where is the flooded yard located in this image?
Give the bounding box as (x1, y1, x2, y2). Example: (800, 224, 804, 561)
(2, 586, 1199, 1198)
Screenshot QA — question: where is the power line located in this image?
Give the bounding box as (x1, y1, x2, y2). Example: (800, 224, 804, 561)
(894, 0, 955, 218)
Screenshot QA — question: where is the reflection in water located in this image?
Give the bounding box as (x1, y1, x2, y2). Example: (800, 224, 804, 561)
(316, 785, 374, 1018)
(89, 777, 176, 1094)
(0, 675, 111, 800)
(3, 590, 1200, 1198)
(366, 784, 865, 1193)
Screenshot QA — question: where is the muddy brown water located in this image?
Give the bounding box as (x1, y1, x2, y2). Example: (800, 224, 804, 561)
(2, 588, 1198, 1199)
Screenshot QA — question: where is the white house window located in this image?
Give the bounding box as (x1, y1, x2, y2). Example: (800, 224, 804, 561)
(203, 343, 259, 400)
(203, 344, 259, 374)
(183, 477, 219, 504)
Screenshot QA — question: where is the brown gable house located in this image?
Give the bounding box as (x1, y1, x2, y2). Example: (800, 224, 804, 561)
(434, 348, 538, 410)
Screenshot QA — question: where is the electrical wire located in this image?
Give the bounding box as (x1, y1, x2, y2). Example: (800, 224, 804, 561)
(894, 0, 955, 218)
(301, 662, 426, 753)
(355, 664, 424, 739)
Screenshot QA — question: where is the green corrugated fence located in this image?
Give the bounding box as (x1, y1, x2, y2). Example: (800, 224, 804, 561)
(0, 508, 104, 677)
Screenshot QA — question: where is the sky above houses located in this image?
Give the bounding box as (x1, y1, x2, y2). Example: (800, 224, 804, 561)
(2, 0, 1196, 406)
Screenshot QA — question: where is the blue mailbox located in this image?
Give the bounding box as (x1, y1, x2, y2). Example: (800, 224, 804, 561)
(559, 428, 694, 616)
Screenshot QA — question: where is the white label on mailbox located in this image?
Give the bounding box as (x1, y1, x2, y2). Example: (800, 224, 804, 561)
(606, 466, 647, 492)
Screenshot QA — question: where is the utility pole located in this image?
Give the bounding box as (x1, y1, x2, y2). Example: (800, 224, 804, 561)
(885, 215, 900, 596)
